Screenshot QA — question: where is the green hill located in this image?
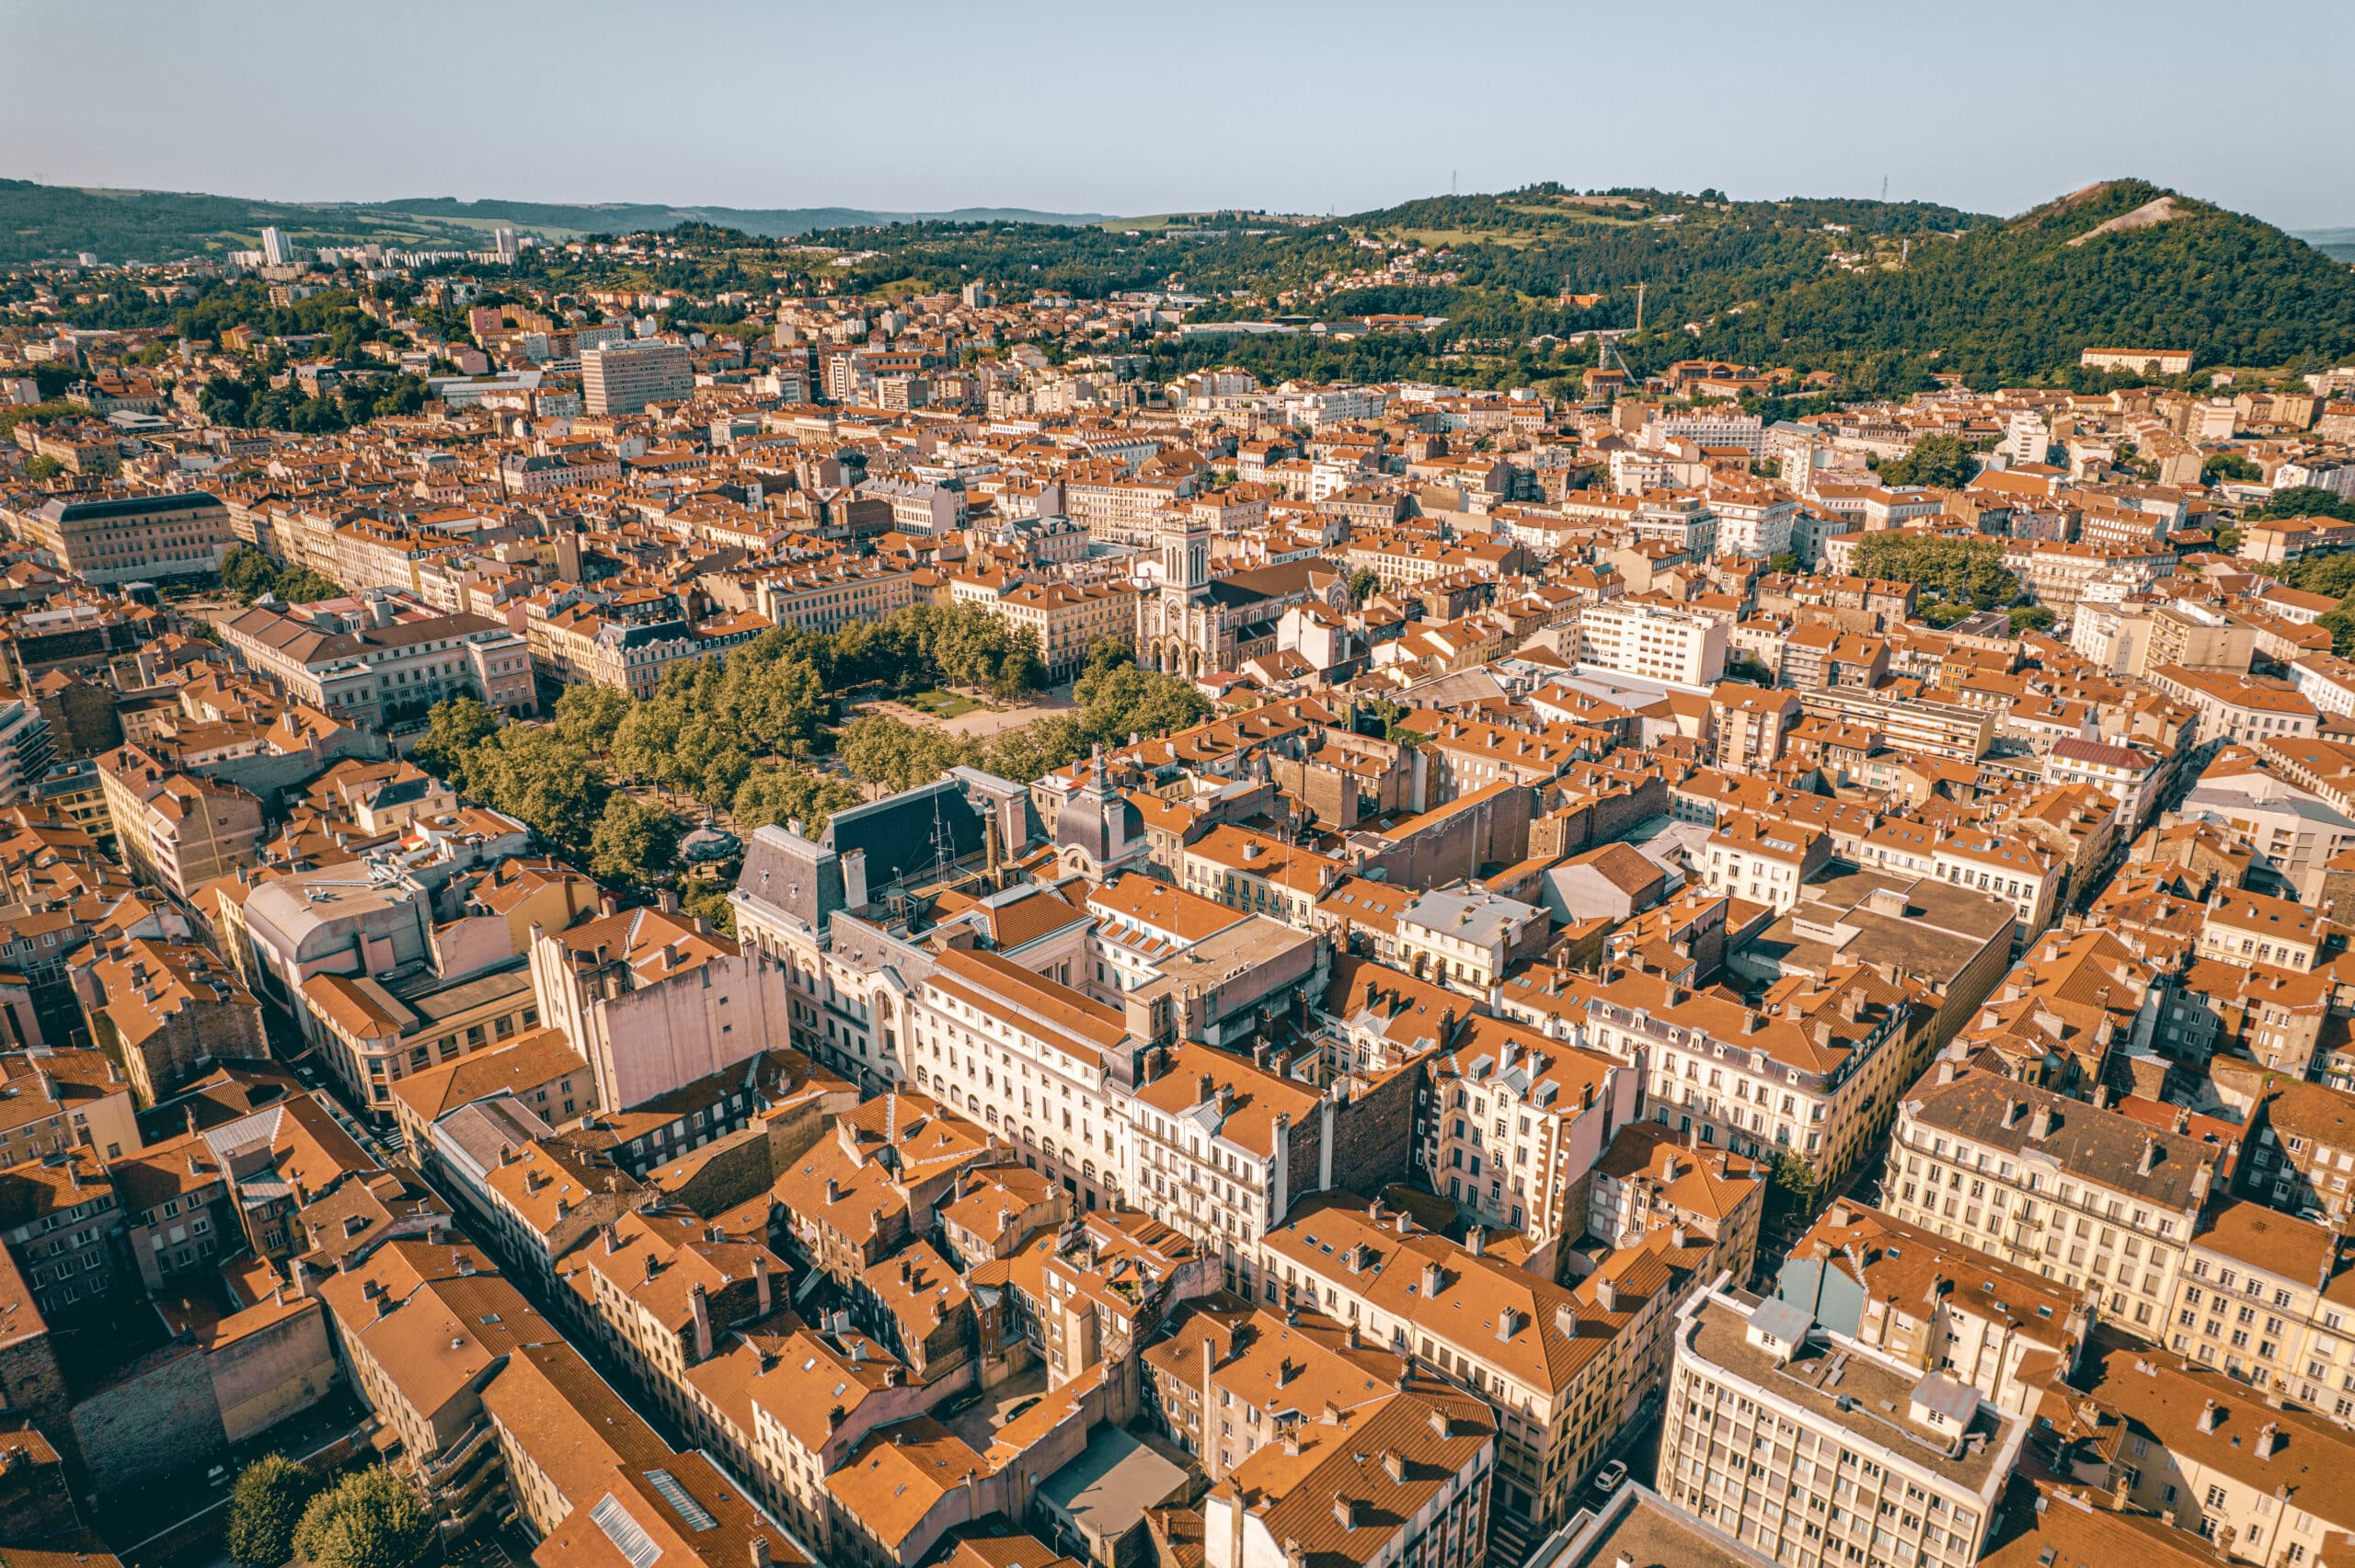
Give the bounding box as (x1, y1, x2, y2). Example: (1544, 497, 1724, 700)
(1695, 180, 2355, 381)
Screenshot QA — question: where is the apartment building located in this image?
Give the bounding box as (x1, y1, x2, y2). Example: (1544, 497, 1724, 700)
(0, 701, 52, 806)
(1710, 486, 1798, 557)
(15, 491, 233, 585)
(1419, 722, 1584, 803)
(477, 1335, 805, 1568)
(0, 1147, 124, 1314)
(1710, 684, 1800, 771)
(1775, 1202, 2086, 1415)
(2213, 1063, 2355, 1234)
(1577, 601, 1728, 688)
(1885, 1068, 2223, 1338)
(89, 938, 265, 1105)
(2046, 736, 2168, 828)
(751, 560, 919, 635)
(316, 1236, 550, 1467)
(2146, 666, 2318, 749)
(1392, 884, 1546, 996)
(1120, 1042, 1327, 1300)
(2198, 890, 2323, 972)
(302, 961, 542, 1119)
(1795, 685, 1994, 761)
(97, 743, 265, 899)
(2062, 1340, 2355, 1562)
(1420, 1015, 1632, 1257)
(1704, 813, 1832, 912)
(972, 580, 1136, 681)
(1265, 1195, 1702, 1545)
(2167, 1198, 2355, 1417)
(581, 338, 693, 414)
(1585, 1122, 1767, 1285)
(911, 945, 1136, 1212)
(1086, 873, 1251, 999)
(0, 1050, 139, 1168)
(1181, 825, 1342, 925)
(1659, 1287, 2027, 1567)
(216, 595, 536, 726)
(1189, 1334, 1496, 1568)
(1564, 962, 1919, 1185)
(528, 905, 790, 1115)
(2002, 539, 2170, 616)
(1931, 833, 2062, 945)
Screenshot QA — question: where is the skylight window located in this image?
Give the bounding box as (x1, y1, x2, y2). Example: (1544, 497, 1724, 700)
(644, 1469, 715, 1531)
(590, 1494, 661, 1568)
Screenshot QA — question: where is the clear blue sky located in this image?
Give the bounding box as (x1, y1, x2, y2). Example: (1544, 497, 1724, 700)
(9, 0, 2349, 230)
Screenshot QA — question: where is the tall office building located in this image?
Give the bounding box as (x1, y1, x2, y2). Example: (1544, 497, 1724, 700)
(258, 226, 296, 267)
(580, 339, 693, 415)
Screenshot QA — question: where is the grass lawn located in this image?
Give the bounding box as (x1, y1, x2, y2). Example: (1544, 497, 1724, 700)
(904, 688, 982, 718)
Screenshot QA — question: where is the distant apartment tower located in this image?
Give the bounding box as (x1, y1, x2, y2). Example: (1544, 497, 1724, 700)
(259, 226, 293, 267)
(580, 338, 693, 415)
(2002, 408, 2051, 464)
(1577, 601, 1728, 688)
(493, 226, 518, 258)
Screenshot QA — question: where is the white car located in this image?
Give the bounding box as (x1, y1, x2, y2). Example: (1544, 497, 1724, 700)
(1595, 1460, 1628, 1495)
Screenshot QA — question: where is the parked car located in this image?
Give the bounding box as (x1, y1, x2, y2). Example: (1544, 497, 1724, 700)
(1595, 1460, 1628, 1495)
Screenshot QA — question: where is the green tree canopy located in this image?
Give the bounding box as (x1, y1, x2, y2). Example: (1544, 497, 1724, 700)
(2202, 452, 2260, 486)
(226, 1453, 323, 1568)
(488, 731, 607, 849)
(1877, 433, 1978, 489)
(838, 715, 981, 794)
(221, 544, 344, 605)
(729, 764, 864, 835)
(292, 1467, 434, 1568)
(589, 795, 680, 886)
(550, 683, 633, 752)
(412, 696, 502, 793)
(1851, 532, 2022, 612)
(2254, 486, 2355, 524)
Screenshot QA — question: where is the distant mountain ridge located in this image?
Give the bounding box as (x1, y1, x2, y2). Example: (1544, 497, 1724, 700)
(0, 177, 1115, 262)
(2295, 226, 2355, 262)
(368, 195, 1117, 238)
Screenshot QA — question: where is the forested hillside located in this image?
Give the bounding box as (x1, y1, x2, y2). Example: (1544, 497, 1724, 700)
(12, 173, 2350, 394)
(1698, 181, 2355, 383)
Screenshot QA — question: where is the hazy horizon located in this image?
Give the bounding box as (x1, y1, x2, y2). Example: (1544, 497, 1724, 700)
(8, 0, 2351, 231)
